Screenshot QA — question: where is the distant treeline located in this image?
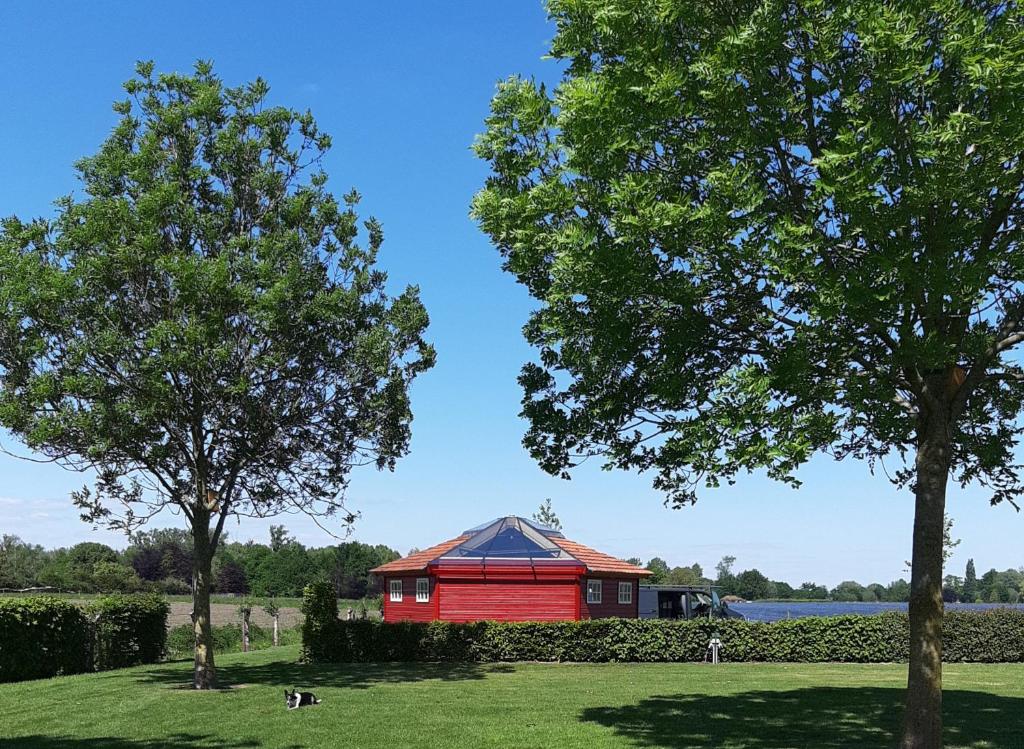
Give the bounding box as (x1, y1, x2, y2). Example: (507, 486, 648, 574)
(5, 529, 1020, 605)
(0, 526, 399, 599)
(630, 555, 1024, 604)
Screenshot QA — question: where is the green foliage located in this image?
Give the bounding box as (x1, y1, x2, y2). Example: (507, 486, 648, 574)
(532, 498, 562, 531)
(90, 561, 141, 593)
(473, 9, 1024, 734)
(635, 557, 707, 586)
(221, 539, 398, 598)
(300, 580, 339, 662)
(0, 596, 91, 682)
(799, 582, 830, 601)
(473, 0, 1024, 508)
(215, 558, 249, 594)
(86, 593, 169, 671)
(644, 557, 670, 584)
(306, 611, 1024, 665)
(1, 533, 400, 600)
(665, 563, 707, 587)
(979, 568, 1024, 603)
(0, 60, 434, 681)
(832, 581, 868, 603)
(734, 569, 775, 601)
(0, 535, 46, 589)
(773, 581, 795, 600)
(0, 594, 166, 681)
(0, 62, 435, 535)
(964, 559, 979, 603)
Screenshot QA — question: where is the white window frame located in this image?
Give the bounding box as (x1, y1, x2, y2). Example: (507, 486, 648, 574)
(618, 581, 633, 605)
(389, 579, 403, 602)
(416, 577, 430, 603)
(587, 579, 603, 604)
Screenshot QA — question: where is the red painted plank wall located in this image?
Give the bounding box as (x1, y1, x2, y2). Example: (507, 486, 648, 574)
(383, 575, 437, 622)
(579, 577, 640, 620)
(438, 579, 577, 622)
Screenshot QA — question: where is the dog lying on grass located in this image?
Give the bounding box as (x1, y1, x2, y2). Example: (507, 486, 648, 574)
(285, 689, 322, 710)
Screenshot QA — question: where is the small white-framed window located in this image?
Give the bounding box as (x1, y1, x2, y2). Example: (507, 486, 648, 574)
(587, 579, 603, 604)
(389, 579, 403, 602)
(618, 581, 633, 604)
(416, 577, 430, 603)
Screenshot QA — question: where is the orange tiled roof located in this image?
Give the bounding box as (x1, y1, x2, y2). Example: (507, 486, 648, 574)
(370, 535, 470, 574)
(551, 537, 652, 576)
(370, 527, 651, 577)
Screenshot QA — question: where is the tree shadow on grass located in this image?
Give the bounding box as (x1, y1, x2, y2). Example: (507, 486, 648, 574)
(135, 656, 516, 691)
(580, 687, 1024, 748)
(0, 734, 300, 749)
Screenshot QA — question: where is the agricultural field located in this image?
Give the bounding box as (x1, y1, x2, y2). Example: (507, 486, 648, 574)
(0, 645, 1021, 748)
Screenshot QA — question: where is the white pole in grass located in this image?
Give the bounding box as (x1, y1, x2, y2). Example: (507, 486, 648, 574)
(706, 633, 723, 664)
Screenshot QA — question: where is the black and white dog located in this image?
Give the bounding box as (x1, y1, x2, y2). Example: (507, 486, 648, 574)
(285, 688, 322, 710)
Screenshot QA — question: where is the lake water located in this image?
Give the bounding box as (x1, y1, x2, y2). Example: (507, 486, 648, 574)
(730, 601, 1024, 622)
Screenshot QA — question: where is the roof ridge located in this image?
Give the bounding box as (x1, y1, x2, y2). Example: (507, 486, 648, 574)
(370, 524, 650, 577)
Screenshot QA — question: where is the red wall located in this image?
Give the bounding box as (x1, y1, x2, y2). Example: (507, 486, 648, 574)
(382, 575, 437, 622)
(438, 579, 578, 622)
(579, 577, 640, 620)
(383, 573, 640, 622)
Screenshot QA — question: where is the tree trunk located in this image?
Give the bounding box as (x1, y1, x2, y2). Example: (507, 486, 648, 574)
(900, 413, 951, 749)
(192, 510, 217, 690)
(241, 609, 250, 653)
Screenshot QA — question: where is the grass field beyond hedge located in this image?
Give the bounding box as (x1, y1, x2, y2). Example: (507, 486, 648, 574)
(0, 646, 1022, 749)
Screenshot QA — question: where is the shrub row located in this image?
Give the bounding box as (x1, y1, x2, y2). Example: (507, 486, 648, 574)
(300, 583, 1024, 664)
(87, 594, 170, 671)
(0, 596, 92, 681)
(0, 594, 169, 682)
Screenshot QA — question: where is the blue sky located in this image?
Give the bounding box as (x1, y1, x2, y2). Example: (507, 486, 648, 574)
(0, 1, 1019, 588)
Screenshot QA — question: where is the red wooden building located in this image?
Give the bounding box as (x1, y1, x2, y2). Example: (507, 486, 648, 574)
(371, 516, 651, 623)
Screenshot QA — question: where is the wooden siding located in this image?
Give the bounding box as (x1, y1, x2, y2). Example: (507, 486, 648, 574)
(382, 575, 436, 623)
(438, 579, 578, 622)
(579, 577, 640, 620)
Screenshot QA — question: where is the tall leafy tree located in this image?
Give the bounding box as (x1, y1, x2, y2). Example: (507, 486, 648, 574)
(735, 568, 775, 600)
(0, 62, 434, 688)
(0, 535, 47, 590)
(644, 556, 670, 584)
(269, 524, 295, 552)
(473, 2, 1024, 745)
(963, 559, 979, 602)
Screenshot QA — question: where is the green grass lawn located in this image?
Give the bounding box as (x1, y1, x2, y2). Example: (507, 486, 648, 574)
(1, 647, 1022, 749)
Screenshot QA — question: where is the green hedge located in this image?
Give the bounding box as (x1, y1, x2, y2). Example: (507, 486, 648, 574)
(0, 596, 92, 681)
(302, 609, 1024, 664)
(0, 594, 169, 682)
(87, 594, 169, 671)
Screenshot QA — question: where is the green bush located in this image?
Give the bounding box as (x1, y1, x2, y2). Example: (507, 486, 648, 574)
(304, 610, 1024, 664)
(0, 596, 91, 682)
(0, 594, 169, 682)
(300, 581, 338, 662)
(87, 593, 169, 671)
